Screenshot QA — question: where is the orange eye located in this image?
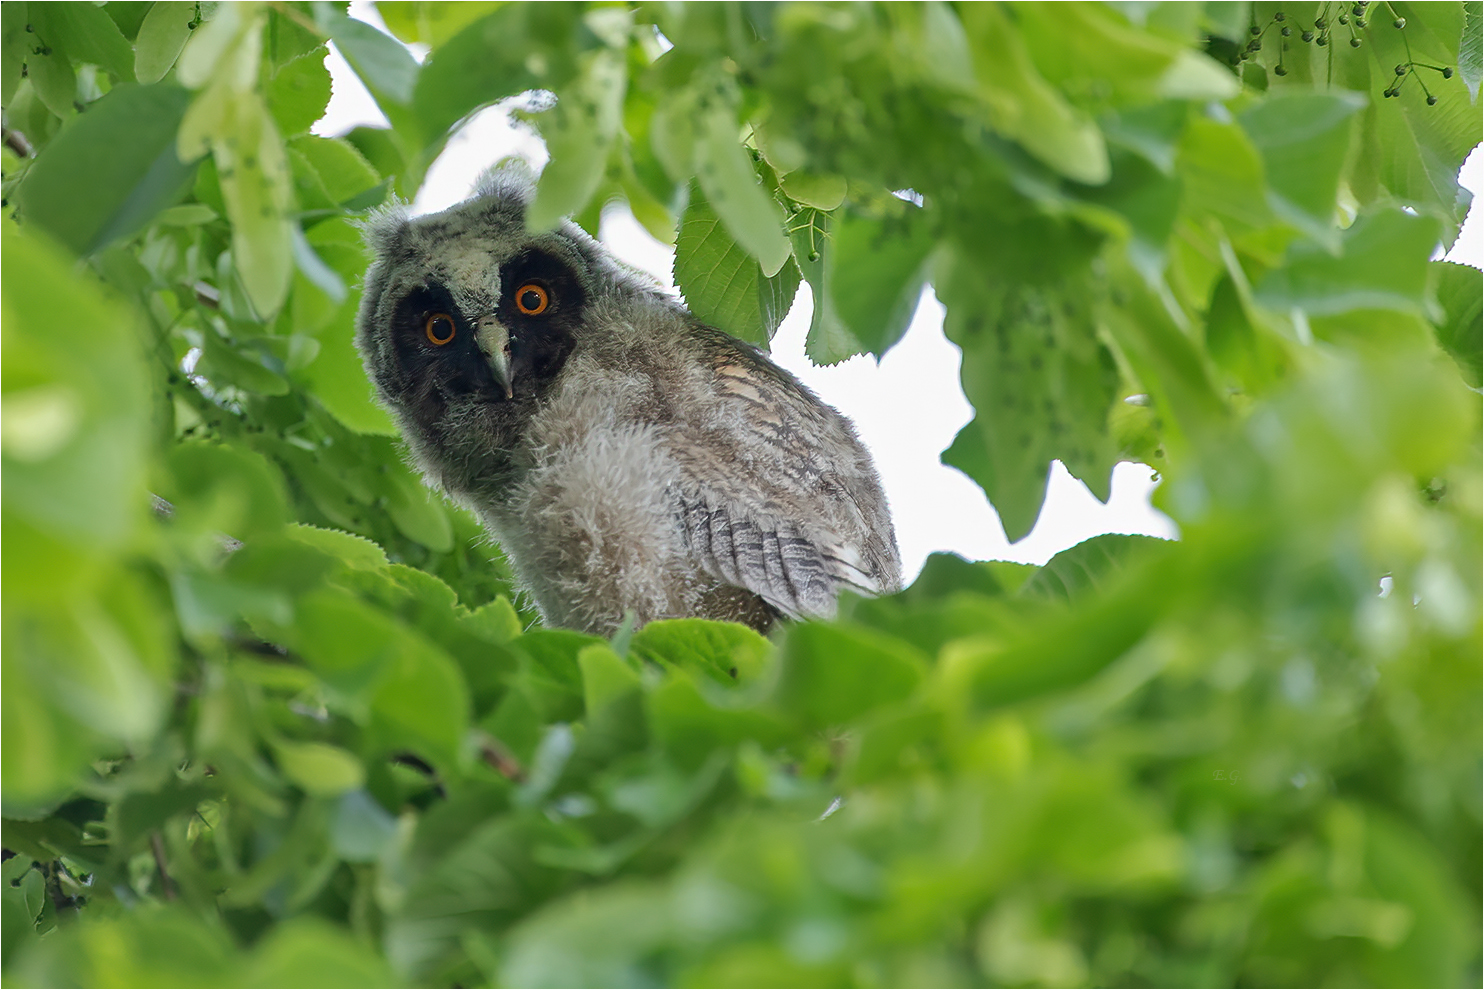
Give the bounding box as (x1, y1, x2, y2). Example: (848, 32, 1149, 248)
(515, 283, 549, 316)
(425, 313, 456, 345)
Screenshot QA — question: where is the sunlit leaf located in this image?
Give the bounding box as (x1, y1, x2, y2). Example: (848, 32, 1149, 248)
(674, 186, 801, 347)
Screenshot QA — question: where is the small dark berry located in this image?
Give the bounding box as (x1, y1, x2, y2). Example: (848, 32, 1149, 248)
(1427, 95, 1438, 105)
(1317, 36, 1328, 46)
(1275, 11, 1286, 20)
(1354, 19, 1365, 27)
(1393, 17, 1405, 28)
(1352, 4, 1364, 14)
(1251, 24, 1261, 35)
(1443, 66, 1454, 78)
(1316, 17, 1326, 27)
(1302, 30, 1315, 41)
(1282, 25, 1292, 35)
(1350, 38, 1361, 47)
(1275, 65, 1288, 76)
(1338, 14, 1348, 24)
(1396, 64, 1407, 75)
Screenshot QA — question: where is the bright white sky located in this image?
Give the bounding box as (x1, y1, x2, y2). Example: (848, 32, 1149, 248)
(317, 5, 1484, 582)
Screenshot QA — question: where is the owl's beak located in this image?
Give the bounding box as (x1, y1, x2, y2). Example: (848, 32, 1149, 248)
(475, 318, 514, 400)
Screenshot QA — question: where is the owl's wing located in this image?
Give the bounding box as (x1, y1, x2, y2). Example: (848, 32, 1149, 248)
(674, 495, 885, 620)
(665, 344, 898, 621)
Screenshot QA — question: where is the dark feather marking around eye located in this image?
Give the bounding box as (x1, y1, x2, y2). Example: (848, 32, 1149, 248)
(500, 249, 587, 317)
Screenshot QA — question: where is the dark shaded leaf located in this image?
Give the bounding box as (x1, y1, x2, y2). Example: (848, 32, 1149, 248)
(16, 83, 195, 255)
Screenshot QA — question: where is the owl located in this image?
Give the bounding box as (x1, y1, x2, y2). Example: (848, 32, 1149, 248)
(355, 167, 901, 636)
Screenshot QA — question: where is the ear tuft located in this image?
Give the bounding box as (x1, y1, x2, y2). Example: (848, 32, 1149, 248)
(359, 200, 412, 257)
(472, 157, 539, 207)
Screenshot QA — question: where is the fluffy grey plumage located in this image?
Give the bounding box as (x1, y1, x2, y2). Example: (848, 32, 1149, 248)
(355, 166, 901, 635)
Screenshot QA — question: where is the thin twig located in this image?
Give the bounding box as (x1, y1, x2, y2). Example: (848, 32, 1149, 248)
(150, 832, 177, 901)
(3, 128, 32, 157)
(480, 737, 526, 782)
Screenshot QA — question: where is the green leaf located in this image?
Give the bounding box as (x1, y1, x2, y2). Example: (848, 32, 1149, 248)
(778, 171, 847, 211)
(1430, 260, 1482, 387)
(301, 323, 398, 434)
(287, 589, 403, 701)
(180, 34, 299, 320)
(1, 225, 151, 548)
(31, 2, 135, 81)
(244, 918, 396, 988)
(528, 48, 627, 232)
(316, 8, 419, 106)
(1239, 91, 1366, 248)
(788, 210, 867, 366)
(2, 858, 44, 964)
(196, 326, 291, 395)
(775, 623, 927, 729)
(646, 672, 791, 767)
(292, 226, 347, 303)
(164, 440, 289, 543)
(271, 740, 366, 796)
(501, 881, 673, 988)
(1074, 148, 1182, 282)
(28, 46, 78, 118)
(947, 580, 1162, 712)
(331, 788, 398, 862)
(1097, 252, 1228, 457)
(630, 618, 772, 687)
(16, 82, 196, 256)
(1, 4, 29, 105)
(378, 1, 503, 47)
(268, 48, 333, 137)
(960, 2, 1111, 184)
(12, 907, 237, 987)
(412, 4, 585, 141)
(1348, 5, 1481, 229)
(134, 2, 196, 84)
(375, 439, 454, 552)
(1254, 210, 1440, 317)
(286, 522, 389, 571)
(1462, 2, 1482, 100)
(578, 643, 642, 715)
(371, 643, 472, 772)
(828, 205, 934, 356)
(2, 223, 166, 809)
(695, 105, 791, 277)
(674, 185, 801, 347)
(289, 134, 380, 205)
(1020, 534, 1171, 603)
(937, 251, 1120, 541)
(510, 630, 599, 723)
(216, 92, 295, 317)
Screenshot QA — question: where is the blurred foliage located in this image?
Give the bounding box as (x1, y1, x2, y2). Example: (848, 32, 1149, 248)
(2, 1, 1480, 986)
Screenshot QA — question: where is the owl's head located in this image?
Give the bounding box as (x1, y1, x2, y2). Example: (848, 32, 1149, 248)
(354, 164, 658, 428)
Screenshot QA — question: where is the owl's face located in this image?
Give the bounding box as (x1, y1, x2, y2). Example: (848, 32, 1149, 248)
(355, 168, 676, 498)
(357, 185, 600, 418)
(384, 245, 586, 408)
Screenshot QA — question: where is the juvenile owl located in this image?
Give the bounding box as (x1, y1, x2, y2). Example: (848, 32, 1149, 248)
(355, 168, 901, 636)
